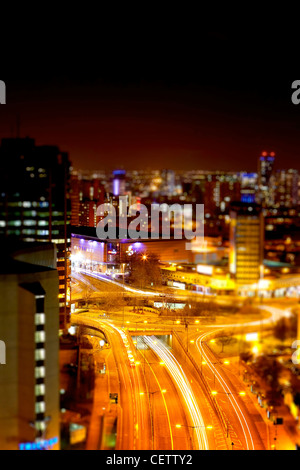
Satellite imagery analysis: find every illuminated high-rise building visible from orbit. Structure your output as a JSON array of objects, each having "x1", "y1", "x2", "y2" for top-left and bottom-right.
[
  {"x1": 161, "y1": 169, "x2": 176, "y2": 197},
  {"x1": 0, "y1": 137, "x2": 71, "y2": 330},
  {"x1": 229, "y1": 202, "x2": 264, "y2": 290},
  {"x1": 274, "y1": 169, "x2": 299, "y2": 208},
  {"x1": 0, "y1": 242, "x2": 60, "y2": 450},
  {"x1": 204, "y1": 174, "x2": 241, "y2": 214},
  {"x1": 258, "y1": 151, "x2": 275, "y2": 206},
  {"x1": 112, "y1": 169, "x2": 126, "y2": 196},
  {"x1": 240, "y1": 172, "x2": 257, "y2": 204}
]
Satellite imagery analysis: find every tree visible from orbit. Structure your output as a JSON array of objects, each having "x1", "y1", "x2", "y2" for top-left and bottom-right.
[
  {"x1": 181, "y1": 297, "x2": 217, "y2": 322},
  {"x1": 216, "y1": 333, "x2": 236, "y2": 353},
  {"x1": 274, "y1": 316, "x2": 297, "y2": 343},
  {"x1": 127, "y1": 251, "x2": 162, "y2": 289},
  {"x1": 240, "y1": 351, "x2": 254, "y2": 364},
  {"x1": 253, "y1": 356, "x2": 282, "y2": 393},
  {"x1": 274, "y1": 318, "x2": 288, "y2": 343},
  {"x1": 100, "y1": 284, "x2": 126, "y2": 314}
]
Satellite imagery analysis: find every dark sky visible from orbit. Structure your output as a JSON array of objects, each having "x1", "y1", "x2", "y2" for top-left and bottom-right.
[{"x1": 0, "y1": 31, "x2": 299, "y2": 173}]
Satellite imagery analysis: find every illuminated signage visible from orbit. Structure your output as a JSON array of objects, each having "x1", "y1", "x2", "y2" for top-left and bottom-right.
[
  {"x1": 173, "y1": 281, "x2": 186, "y2": 290},
  {"x1": 19, "y1": 437, "x2": 58, "y2": 450},
  {"x1": 197, "y1": 265, "x2": 213, "y2": 275}
]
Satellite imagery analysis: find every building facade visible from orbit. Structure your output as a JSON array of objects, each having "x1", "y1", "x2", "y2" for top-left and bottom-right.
[
  {"x1": 0, "y1": 243, "x2": 60, "y2": 450},
  {"x1": 229, "y1": 202, "x2": 264, "y2": 290},
  {"x1": 0, "y1": 137, "x2": 71, "y2": 330}
]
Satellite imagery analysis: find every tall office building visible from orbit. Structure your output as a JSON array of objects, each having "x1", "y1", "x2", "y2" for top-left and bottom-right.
[
  {"x1": 161, "y1": 169, "x2": 176, "y2": 197},
  {"x1": 274, "y1": 169, "x2": 299, "y2": 208},
  {"x1": 0, "y1": 137, "x2": 71, "y2": 330},
  {"x1": 204, "y1": 174, "x2": 241, "y2": 214},
  {"x1": 229, "y1": 202, "x2": 264, "y2": 289},
  {"x1": 240, "y1": 172, "x2": 257, "y2": 204},
  {"x1": 112, "y1": 169, "x2": 126, "y2": 196},
  {"x1": 258, "y1": 151, "x2": 275, "y2": 206},
  {"x1": 70, "y1": 172, "x2": 105, "y2": 228},
  {"x1": 0, "y1": 242, "x2": 60, "y2": 450}
]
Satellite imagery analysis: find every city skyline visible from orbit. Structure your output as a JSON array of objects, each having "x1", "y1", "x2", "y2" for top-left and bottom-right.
[{"x1": 1, "y1": 30, "x2": 300, "y2": 453}]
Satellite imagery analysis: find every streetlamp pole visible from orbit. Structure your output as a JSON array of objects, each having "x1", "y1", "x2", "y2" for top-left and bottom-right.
[
  {"x1": 185, "y1": 320, "x2": 189, "y2": 354},
  {"x1": 175, "y1": 424, "x2": 213, "y2": 450},
  {"x1": 122, "y1": 262, "x2": 125, "y2": 327}
]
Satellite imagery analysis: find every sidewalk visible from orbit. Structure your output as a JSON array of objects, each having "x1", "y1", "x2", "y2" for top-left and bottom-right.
[
  {"x1": 85, "y1": 346, "x2": 119, "y2": 450},
  {"x1": 230, "y1": 357, "x2": 300, "y2": 450}
]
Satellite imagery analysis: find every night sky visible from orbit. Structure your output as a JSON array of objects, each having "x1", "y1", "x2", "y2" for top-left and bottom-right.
[{"x1": 0, "y1": 31, "x2": 299, "y2": 173}]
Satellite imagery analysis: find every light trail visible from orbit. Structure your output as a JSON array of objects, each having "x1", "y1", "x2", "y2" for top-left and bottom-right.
[
  {"x1": 105, "y1": 322, "x2": 149, "y2": 448},
  {"x1": 78, "y1": 269, "x2": 161, "y2": 296},
  {"x1": 136, "y1": 337, "x2": 174, "y2": 450},
  {"x1": 206, "y1": 305, "x2": 292, "y2": 329},
  {"x1": 143, "y1": 336, "x2": 209, "y2": 450},
  {"x1": 196, "y1": 330, "x2": 255, "y2": 450}
]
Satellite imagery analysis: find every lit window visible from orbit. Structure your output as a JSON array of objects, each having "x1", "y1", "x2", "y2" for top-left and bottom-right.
[
  {"x1": 24, "y1": 220, "x2": 36, "y2": 226},
  {"x1": 35, "y1": 313, "x2": 45, "y2": 325},
  {"x1": 35, "y1": 367, "x2": 45, "y2": 379},
  {"x1": 35, "y1": 331, "x2": 45, "y2": 343},
  {"x1": 35, "y1": 349, "x2": 45, "y2": 361},
  {"x1": 35, "y1": 402, "x2": 45, "y2": 414},
  {"x1": 35, "y1": 421, "x2": 46, "y2": 431},
  {"x1": 35, "y1": 384, "x2": 45, "y2": 396}
]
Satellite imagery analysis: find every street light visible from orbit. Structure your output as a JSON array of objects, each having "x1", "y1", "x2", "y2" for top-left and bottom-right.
[
  {"x1": 211, "y1": 391, "x2": 246, "y2": 397},
  {"x1": 140, "y1": 389, "x2": 167, "y2": 396},
  {"x1": 176, "y1": 424, "x2": 213, "y2": 429},
  {"x1": 121, "y1": 262, "x2": 126, "y2": 327},
  {"x1": 175, "y1": 423, "x2": 213, "y2": 450},
  {"x1": 202, "y1": 359, "x2": 230, "y2": 387}
]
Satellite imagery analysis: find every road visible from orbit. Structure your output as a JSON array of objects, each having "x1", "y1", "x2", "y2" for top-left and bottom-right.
[
  {"x1": 135, "y1": 338, "x2": 193, "y2": 450},
  {"x1": 73, "y1": 315, "x2": 152, "y2": 450},
  {"x1": 143, "y1": 336, "x2": 209, "y2": 450},
  {"x1": 72, "y1": 272, "x2": 299, "y2": 450}
]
